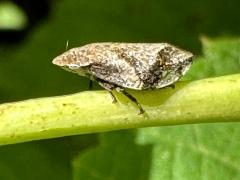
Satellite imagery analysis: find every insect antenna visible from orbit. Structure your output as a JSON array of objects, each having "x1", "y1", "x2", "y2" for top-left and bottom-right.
[{"x1": 65, "y1": 40, "x2": 69, "y2": 51}]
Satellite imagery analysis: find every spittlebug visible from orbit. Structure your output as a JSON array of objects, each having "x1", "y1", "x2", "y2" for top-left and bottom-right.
[{"x1": 52, "y1": 43, "x2": 193, "y2": 114}]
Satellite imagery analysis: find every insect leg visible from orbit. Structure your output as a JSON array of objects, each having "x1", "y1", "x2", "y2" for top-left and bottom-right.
[
  {"x1": 168, "y1": 84, "x2": 175, "y2": 89},
  {"x1": 88, "y1": 80, "x2": 93, "y2": 90},
  {"x1": 108, "y1": 91, "x2": 117, "y2": 103},
  {"x1": 115, "y1": 87, "x2": 144, "y2": 114},
  {"x1": 97, "y1": 80, "x2": 117, "y2": 103}
]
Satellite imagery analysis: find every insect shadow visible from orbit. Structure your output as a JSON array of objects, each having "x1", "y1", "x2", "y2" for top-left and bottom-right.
[{"x1": 108, "y1": 82, "x2": 188, "y2": 114}]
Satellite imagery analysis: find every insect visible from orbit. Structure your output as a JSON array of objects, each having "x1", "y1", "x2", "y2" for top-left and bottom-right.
[{"x1": 52, "y1": 43, "x2": 193, "y2": 114}]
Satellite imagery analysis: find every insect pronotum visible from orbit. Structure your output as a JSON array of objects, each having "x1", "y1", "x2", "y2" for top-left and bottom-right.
[{"x1": 52, "y1": 43, "x2": 193, "y2": 114}]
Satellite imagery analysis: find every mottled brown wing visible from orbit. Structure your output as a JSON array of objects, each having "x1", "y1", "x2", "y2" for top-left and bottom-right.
[{"x1": 89, "y1": 59, "x2": 143, "y2": 90}]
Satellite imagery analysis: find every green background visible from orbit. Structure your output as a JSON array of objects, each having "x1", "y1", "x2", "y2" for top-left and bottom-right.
[{"x1": 0, "y1": 0, "x2": 240, "y2": 179}]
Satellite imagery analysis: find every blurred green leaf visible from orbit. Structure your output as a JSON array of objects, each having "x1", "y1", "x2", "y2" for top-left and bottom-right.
[
  {"x1": 0, "y1": 1, "x2": 27, "y2": 30},
  {"x1": 184, "y1": 36, "x2": 240, "y2": 80},
  {"x1": 73, "y1": 131, "x2": 152, "y2": 180}
]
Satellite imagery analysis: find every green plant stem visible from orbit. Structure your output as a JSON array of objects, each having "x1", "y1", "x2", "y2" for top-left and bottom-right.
[{"x1": 0, "y1": 74, "x2": 240, "y2": 145}]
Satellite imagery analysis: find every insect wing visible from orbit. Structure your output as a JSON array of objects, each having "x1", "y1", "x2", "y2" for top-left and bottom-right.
[{"x1": 89, "y1": 57, "x2": 143, "y2": 90}]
